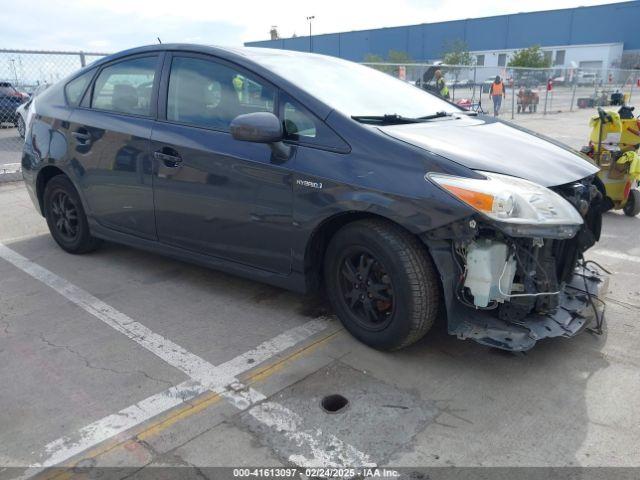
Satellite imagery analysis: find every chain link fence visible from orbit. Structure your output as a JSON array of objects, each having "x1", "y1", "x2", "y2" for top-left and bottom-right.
[
  {"x1": 0, "y1": 49, "x2": 108, "y2": 175},
  {"x1": 363, "y1": 62, "x2": 640, "y2": 118},
  {"x1": 3, "y1": 50, "x2": 640, "y2": 177}
]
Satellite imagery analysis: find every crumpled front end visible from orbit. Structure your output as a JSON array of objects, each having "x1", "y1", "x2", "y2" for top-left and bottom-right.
[{"x1": 423, "y1": 175, "x2": 608, "y2": 351}]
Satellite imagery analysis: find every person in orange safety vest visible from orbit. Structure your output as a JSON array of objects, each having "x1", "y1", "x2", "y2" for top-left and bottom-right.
[{"x1": 490, "y1": 75, "x2": 505, "y2": 117}]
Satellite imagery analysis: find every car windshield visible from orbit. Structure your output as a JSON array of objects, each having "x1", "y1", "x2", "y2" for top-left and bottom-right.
[{"x1": 243, "y1": 49, "x2": 459, "y2": 118}]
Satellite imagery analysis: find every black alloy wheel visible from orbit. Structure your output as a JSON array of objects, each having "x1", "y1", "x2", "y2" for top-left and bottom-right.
[
  {"x1": 338, "y1": 248, "x2": 395, "y2": 331},
  {"x1": 49, "y1": 190, "x2": 79, "y2": 242},
  {"x1": 44, "y1": 175, "x2": 101, "y2": 254},
  {"x1": 324, "y1": 218, "x2": 440, "y2": 351}
]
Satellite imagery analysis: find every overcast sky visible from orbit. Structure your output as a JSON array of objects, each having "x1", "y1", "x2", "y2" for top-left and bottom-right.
[{"x1": 6, "y1": 0, "x2": 626, "y2": 53}]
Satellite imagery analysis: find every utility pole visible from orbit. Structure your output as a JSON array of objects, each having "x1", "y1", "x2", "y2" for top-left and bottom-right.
[{"x1": 306, "y1": 16, "x2": 315, "y2": 52}]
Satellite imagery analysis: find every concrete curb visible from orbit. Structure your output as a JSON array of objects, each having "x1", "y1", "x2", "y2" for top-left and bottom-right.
[{"x1": 0, "y1": 169, "x2": 22, "y2": 184}]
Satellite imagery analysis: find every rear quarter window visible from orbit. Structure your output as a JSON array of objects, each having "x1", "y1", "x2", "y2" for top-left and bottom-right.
[{"x1": 65, "y1": 70, "x2": 94, "y2": 106}]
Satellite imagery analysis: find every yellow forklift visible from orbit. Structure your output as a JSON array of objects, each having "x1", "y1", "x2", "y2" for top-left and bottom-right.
[{"x1": 581, "y1": 106, "x2": 640, "y2": 216}]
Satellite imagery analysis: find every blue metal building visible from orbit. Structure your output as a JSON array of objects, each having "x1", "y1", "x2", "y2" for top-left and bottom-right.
[{"x1": 245, "y1": 2, "x2": 640, "y2": 63}]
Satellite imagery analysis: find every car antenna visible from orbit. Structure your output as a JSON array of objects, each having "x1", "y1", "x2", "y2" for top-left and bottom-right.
[{"x1": 157, "y1": 37, "x2": 162, "y2": 44}]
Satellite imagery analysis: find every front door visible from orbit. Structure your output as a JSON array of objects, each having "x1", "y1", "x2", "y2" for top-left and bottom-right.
[
  {"x1": 151, "y1": 54, "x2": 293, "y2": 274},
  {"x1": 68, "y1": 55, "x2": 161, "y2": 240}
]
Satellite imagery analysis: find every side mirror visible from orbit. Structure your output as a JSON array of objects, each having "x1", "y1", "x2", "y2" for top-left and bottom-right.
[
  {"x1": 230, "y1": 112, "x2": 283, "y2": 143},
  {"x1": 230, "y1": 112, "x2": 291, "y2": 162}
]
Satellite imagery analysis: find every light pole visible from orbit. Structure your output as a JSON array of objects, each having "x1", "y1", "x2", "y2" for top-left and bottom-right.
[{"x1": 306, "y1": 16, "x2": 315, "y2": 52}]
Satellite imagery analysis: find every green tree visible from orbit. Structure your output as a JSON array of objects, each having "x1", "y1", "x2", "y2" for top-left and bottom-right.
[
  {"x1": 442, "y1": 39, "x2": 474, "y2": 66},
  {"x1": 442, "y1": 39, "x2": 474, "y2": 85},
  {"x1": 363, "y1": 51, "x2": 412, "y2": 77},
  {"x1": 363, "y1": 53, "x2": 390, "y2": 74},
  {"x1": 386, "y1": 50, "x2": 412, "y2": 64},
  {"x1": 386, "y1": 50, "x2": 412, "y2": 78},
  {"x1": 363, "y1": 53, "x2": 384, "y2": 63},
  {"x1": 508, "y1": 45, "x2": 552, "y2": 68}
]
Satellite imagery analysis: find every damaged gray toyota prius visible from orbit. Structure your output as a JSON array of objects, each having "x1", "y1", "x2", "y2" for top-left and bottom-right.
[{"x1": 22, "y1": 44, "x2": 607, "y2": 352}]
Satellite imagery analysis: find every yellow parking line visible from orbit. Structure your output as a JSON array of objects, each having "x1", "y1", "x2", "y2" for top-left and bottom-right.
[{"x1": 33, "y1": 327, "x2": 343, "y2": 479}]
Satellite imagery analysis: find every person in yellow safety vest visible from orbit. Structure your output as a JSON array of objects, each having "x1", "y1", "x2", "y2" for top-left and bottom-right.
[
  {"x1": 434, "y1": 69, "x2": 449, "y2": 99},
  {"x1": 232, "y1": 75, "x2": 244, "y2": 102},
  {"x1": 490, "y1": 75, "x2": 506, "y2": 117}
]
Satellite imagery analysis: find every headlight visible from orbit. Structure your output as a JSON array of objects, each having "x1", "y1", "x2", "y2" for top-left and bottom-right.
[{"x1": 428, "y1": 171, "x2": 584, "y2": 238}]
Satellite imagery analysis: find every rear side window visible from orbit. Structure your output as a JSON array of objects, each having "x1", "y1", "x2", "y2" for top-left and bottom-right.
[
  {"x1": 92, "y1": 56, "x2": 158, "y2": 116},
  {"x1": 65, "y1": 70, "x2": 93, "y2": 106},
  {"x1": 167, "y1": 56, "x2": 275, "y2": 131}
]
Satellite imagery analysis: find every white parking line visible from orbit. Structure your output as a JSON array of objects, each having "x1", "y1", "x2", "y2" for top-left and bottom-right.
[
  {"x1": 39, "y1": 379, "x2": 208, "y2": 468},
  {"x1": 0, "y1": 243, "x2": 372, "y2": 474},
  {"x1": 591, "y1": 248, "x2": 640, "y2": 264},
  {"x1": 0, "y1": 163, "x2": 21, "y2": 174}
]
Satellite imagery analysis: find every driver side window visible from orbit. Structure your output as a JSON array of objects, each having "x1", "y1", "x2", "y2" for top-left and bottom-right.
[{"x1": 167, "y1": 56, "x2": 275, "y2": 131}]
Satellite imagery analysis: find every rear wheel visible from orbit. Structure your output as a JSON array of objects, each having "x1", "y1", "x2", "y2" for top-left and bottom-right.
[
  {"x1": 324, "y1": 219, "x2": 440, "y2": 350},
  {"x1": 623, "y1": 189, "x2": 640, "y2": 217},
  {"x1": 43, "y1": 175, "x2": 101, "y2": 253}
]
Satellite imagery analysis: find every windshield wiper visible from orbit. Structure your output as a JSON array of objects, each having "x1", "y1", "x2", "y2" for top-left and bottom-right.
[
  {"x1": 417, "y1": 111, "x2": 453, "y2": 120},
  {"x1": 351, "y1": 114, "x2": 427, "y2": 125},
  {"x1": 352, "y1": 111, "x2": 459, "y2": 125}
]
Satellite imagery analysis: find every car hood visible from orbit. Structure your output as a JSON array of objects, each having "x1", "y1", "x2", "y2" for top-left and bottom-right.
[{"x1": 379, "y1": 115, "x2": 598, "y2": 187}]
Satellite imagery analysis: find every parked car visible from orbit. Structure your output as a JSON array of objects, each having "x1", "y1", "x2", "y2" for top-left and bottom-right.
[
  {"x1": 0, "y1": 81, "x2": 27, "y2": 127},
  {"x1": 577, "y1": 72, "x2": 598, "y2": 86},
  {"x1": 23, "y1": 44, "x2": 607, "y2": 352},
  {"x1": 15, "y1": 83, "x2": 50, "y2": 138}
]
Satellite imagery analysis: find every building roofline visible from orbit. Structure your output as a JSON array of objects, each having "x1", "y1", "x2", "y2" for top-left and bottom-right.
[{"x1": 245, "y1": 1, "x2": 637, "y2": 44}]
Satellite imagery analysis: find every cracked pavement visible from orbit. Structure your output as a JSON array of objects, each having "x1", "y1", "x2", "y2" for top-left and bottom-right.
[{"x1": 0, "y1": 109, "x2": 640, "y2": 475}]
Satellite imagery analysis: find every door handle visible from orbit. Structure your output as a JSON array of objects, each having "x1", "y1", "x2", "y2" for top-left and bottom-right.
[
  {"x1": 71, "y1": 131, "x2": 91, "y2": 145},
  {"x1": 154, "y1": 150, "x2": 182, "y2": 168}
]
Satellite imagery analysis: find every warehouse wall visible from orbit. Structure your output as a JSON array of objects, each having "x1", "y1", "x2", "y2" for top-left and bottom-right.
[{"x1": 245, "y1": 1, "x2": 640, "y2": 61}]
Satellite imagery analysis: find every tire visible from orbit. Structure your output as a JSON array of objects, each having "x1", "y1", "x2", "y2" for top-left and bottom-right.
[
  {"x1": 16, "y1": 116, "x2": 25, "y2": 138},
  {"x1": 43, "y1": 175, "x2": 101, "y2": 254},
  {"x1": 323, "y1": 218, "x2": 440, "y2": 351},
  {"x1": 623, "y1": 189, "x2": 640, "y2": 217}
]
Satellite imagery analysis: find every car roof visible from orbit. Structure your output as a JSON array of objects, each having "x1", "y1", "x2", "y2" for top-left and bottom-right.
[
  {"x1": 91, "y1": 43, "x2": 325, "y2": 68},
  {"x1": 85, "y1": 44, "x2": 337, "y2": 120}
]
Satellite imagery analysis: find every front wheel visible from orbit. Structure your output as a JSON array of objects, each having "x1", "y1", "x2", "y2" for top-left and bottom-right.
[
  {"x1": 324, "y1": 219, "x2": 440, "y2": 351},
  {"x1": 44, "y1": 175, "x2": 101, "y2": 253},
  {"x1": 623, "y1": 189, "x2": 640, "y2": 217}
]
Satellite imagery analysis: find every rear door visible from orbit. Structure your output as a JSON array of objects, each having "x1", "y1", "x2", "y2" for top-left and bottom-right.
[
  {"x1": 67, "y1": 54, "x2": 161, "y2": 240},
  {"x1": 150, "y1": 53, "x2": 293, "y2": 274}
]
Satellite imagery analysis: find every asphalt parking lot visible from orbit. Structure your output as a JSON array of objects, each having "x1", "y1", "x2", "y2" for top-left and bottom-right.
[{"x1": 1, "y1": 109, "x2": 639, "y2": 478}]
